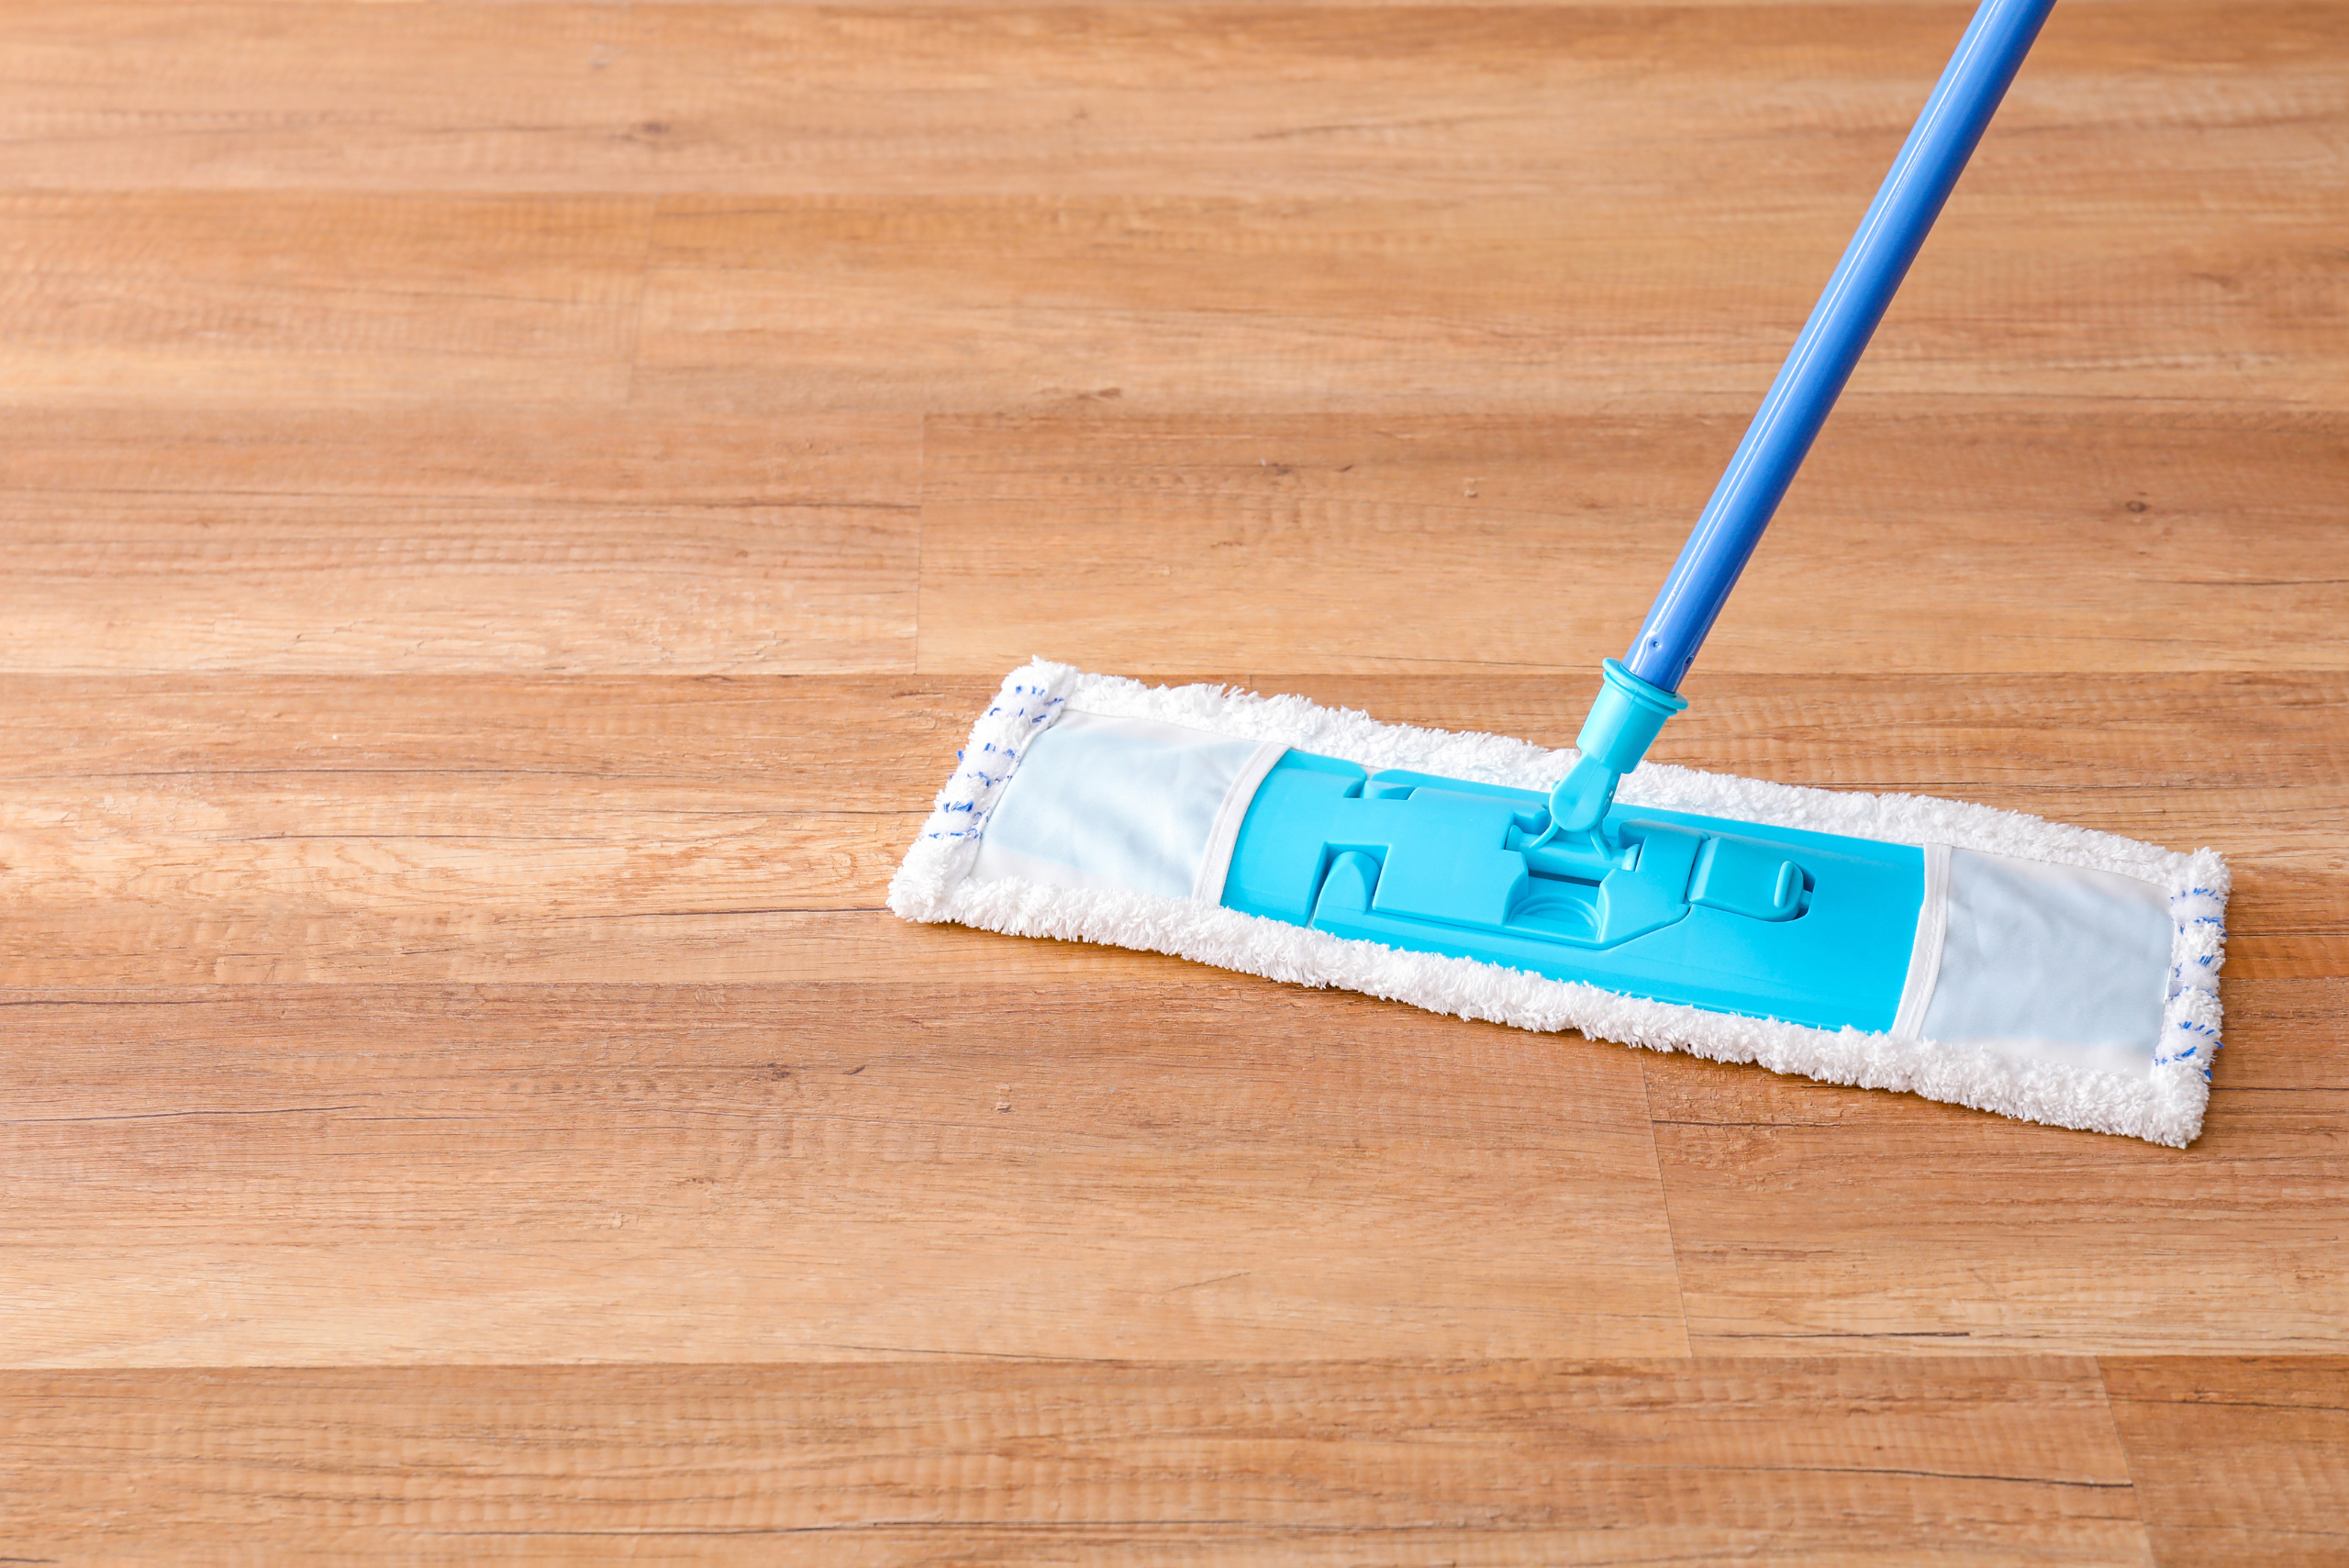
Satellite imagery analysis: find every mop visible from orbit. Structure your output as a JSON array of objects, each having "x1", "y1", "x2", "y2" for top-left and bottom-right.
[{"x1": 891, "y1": 0, "x2": 2230, "y2": 1147}]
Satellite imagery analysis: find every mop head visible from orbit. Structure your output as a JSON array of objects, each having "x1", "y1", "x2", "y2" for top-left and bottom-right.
[{"x1": 891, "y1": 660, "x2": 2230, "y2": 1147}]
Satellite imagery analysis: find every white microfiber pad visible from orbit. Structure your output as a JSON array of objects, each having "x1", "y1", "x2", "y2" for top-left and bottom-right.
[{"x1": 892, "y1": 661, "x2": 2230, "y2": 1147}]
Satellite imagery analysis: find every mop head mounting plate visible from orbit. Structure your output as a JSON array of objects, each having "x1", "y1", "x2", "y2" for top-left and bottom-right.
[
  {"x1": 1221, "y1": 751, "x2": 1921, "y2": 1033},
  {"x1": 891, "y1": 661, "x2": 2230, "y2": 1148}
]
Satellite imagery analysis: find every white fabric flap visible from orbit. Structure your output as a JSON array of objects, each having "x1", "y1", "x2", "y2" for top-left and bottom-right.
[
  {"x1": 970, "y1": 708, "x2": 1285, "y2": 902},
  {"x1": 1920, "y1": 847, "x2": 2174, "y2": 1077}
]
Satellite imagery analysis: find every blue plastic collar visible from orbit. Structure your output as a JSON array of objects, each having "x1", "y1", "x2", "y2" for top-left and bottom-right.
[{"x1": 1546, "y1": 659, "x2": 1687, "y2": 837}]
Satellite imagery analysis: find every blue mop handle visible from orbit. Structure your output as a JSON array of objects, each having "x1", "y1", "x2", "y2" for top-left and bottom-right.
[
  {"x1": 1623, "y1": 0, "x2": 2058, "y2": 693},
  {"x1": 1544, "y1": 0, "x2": 2056, "y2": 840}
]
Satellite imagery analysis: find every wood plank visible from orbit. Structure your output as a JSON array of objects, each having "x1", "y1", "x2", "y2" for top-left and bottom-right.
[
  {"x1": 0, "y1": 673, "x2": 977, "y2": 801},
  {"x1": 1644, "y1": 1020, "x2": 2349, "y2": 1351},
  {"x1": 916, "y1": 414, "x2": 2349, "y2": 673},
  {"x1": 2222, "y1": 934, "x2": 2349, "y2": 984},
  {"x1": 0, "y1": 1359, "x2": 2151, "y2": 1564},
  {"x1": 0, "y1": 404, "x2": 915, "y2": 507},
  {"x1": 2101, "y1": 1356, "x2": 2349, "y2": 1568},
  {"x1": 2, "y1": 3, "x2": 2335, "y2": 210},
  {"x1": 0, "y1": 409, "x2": 918, "y2": 673},
  {"x1": 0, "y1": 675, "x2": 956, "y2": 988},
  {"x1": 0, "y1": 195, "x2": 651, "y2": 405},
  {"x1": 0, "y1": 671, "x2": 2337, "y2": 982},
  {"x1": 0, "y1": 983, "x2": 1685, "y2": 1364},
  {"x1": 0, "y1": 673, "x2": 2335, "y2": 984},
  {"x1": 638, "y1": 194, "x2": 2343, "y2": 413}
]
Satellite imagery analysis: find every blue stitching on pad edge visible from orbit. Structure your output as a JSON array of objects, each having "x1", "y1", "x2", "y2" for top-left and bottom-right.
[{"x1": 2154, "y1": 1018, "x2": 2221, "y2": 1073}]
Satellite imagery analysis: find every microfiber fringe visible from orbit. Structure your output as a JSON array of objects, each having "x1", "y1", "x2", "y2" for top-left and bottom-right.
[{"x1": 892, "y1": 660, "x2": 2230, "y2": 1147}]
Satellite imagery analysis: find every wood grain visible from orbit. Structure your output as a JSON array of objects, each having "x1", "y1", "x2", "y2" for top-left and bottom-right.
[
  {"x1": 0, "y1": 195, "x2": 653, "y2": 405},
  {"x1": 916, "y1": 413, "x2": 2349, "y2": 673},
  {"x1": 0, "y1": 673, "x2": 2337, "y2": 984},
  {"x1": 0, "y1": 404, "x2": 918, "y2": 506},
  {"x1": 0, "y1": 983, "x2": 1687, "y2": 1364},
  {"x1": 15, "y1": 410, "x2": 2344, "y2": 678},
  {"x1": 635, "y1": 194, "x2": 2346, "y2": 413},
  {"x1": 2, "y1": 5, "x2": 2337, "y2": 207},
  {"x1": 2103, "y1": 1357, "x2": 2349, "y2": 1568},
  {"x1": 1643, "y1": 1045, "x2": 2349, "y2": 1352},
  {"x1": 0, "y1": 1360, "x2": 2152, "y2": 1566},
  {"x1": 0, "y1": 409, "x2": 919, "y2": 673}
]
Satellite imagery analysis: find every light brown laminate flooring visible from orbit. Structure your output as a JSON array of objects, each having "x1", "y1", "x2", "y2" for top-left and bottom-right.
[{"x1": 0, "y1": 3, "x2": 2343, "y2": 1563}]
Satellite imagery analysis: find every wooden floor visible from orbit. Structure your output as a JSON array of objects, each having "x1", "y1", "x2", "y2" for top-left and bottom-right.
[{"x1": 2, "y1": 2, "x2": 2344, "y2": 1562}]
